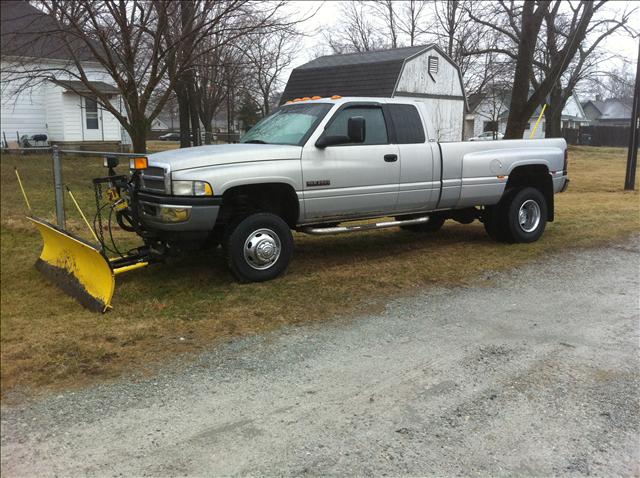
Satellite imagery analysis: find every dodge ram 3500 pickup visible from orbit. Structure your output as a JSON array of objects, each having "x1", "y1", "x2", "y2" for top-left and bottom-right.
[{"x1": 128, "y1": 96, "x2": 569, "y2": 283}]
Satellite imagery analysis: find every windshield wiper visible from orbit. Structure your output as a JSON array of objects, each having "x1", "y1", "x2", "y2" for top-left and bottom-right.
[{"x1": 243, "y1": 139, "x2": 268, "y2": 144}]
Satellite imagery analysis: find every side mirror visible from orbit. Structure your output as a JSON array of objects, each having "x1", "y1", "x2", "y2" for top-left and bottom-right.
[
  {"x1": 315, "y1": 135, "x2": 351, "y2": 148},
  {"x1": 347, "y1": 116, "x2": 365, "y2": 143},
  {"x1": 315, "y1": 116, "x2": 367, "y2": 148}
]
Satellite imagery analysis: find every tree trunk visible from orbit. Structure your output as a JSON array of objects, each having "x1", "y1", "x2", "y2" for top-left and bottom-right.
[
  {"x1": 545, "y1": 83, "x2": 563, "y2": 138},
  {"x1": 187, "y1": 75, "x2": 200, "y2": 146},
  {"x1": 176, "y1": 81, "x2": 191, "y2": 148},
  {"x1": 128, "y1": 117, "x2": 148, "y2": 153},
  {"x1": 226, "y1": 87, "x2": 234, "y2": 141},
  {"x1": 504, "y1": 3, "x2": 545, "y2": 139},
  {"x1": 203, "y1": 122, "x2": 213, "y2": 144}
]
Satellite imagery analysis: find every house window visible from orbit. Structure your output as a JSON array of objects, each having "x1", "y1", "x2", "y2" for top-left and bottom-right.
[
  {"x1": 428, "y1": 56, "x2": 439, "y2": 75},
  {"x1": 483, "y1": 121, "x2": 498, "y2": 132},
  {"x1": 85, "y1": 97, "x2": 99, "y2": 129}
]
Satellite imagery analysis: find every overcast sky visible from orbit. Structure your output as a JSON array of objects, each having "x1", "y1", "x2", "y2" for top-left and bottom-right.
[{"x1": 282, "y1": 1, "x2": 640, "y2": 86}]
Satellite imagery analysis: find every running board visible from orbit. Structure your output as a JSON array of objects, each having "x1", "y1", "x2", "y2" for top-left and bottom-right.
[{"x1": 301, "y1": 216, "x2": 430, "y2": 235}]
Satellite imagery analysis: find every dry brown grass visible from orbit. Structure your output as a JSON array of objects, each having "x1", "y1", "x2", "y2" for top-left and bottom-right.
[{"x1": 1, "y1": 145, "x2": 638, "y2": 398}]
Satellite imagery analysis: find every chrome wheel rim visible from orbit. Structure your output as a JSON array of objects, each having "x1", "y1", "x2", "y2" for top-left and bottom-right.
[
  {"x1": 518, "y1": 199, "x2": 541, "y2": 233},
  {"x1": 243, "y1": 228, "x2": 281, "y2": 270}
]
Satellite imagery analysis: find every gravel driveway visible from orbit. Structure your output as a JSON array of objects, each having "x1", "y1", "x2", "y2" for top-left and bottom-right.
[{"x1": 2, "y1": 239, "x2": 639, "y2": 477}]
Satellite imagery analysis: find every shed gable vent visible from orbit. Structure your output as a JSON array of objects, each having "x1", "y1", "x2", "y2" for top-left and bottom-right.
[{"x1": 428, "y1": 56, "x2": 439, "y2": 75}]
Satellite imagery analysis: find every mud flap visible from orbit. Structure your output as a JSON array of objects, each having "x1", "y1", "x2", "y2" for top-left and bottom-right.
[{"x1": 28, "y1": 217, "x2": 115, "y2": 312}]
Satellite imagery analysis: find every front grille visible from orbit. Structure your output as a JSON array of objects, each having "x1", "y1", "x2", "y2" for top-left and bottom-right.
[{"x1": 140, "y1": 166, "x2": 167, "y2": 193}]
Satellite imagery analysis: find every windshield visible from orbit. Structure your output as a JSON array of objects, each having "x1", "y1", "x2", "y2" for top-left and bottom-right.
[{"x1": 241, "y1": 103, "x2": 332, "y2": 146}]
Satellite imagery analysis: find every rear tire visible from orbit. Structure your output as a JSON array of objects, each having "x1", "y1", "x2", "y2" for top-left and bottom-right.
[
  {"x1": 504, "y1": 187, "x2": 547, "y2": 243},
  {"x1": 225, "y1": 213, "x2": 293, "y2": 283},
  {"x1": 484, "y1": 187, "x2": 547, "y2": 243}
]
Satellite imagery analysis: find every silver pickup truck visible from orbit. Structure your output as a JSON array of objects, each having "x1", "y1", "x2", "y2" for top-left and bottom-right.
[{"x1": 130, "y1": 96, "x2": 569, "y2": 283}]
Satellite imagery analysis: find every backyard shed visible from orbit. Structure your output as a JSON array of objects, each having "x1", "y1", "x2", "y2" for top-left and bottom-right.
[{"x1": 281, "y1": 44, "x2": 466, "y2": 141}]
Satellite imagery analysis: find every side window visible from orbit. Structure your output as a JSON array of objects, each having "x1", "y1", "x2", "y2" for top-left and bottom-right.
[
  {"x1": 324, "y1": 106, "x2": 388, "y2": 145},
  {"x1": 387, "y1": 104, "x2": 425, "y2": 144}
]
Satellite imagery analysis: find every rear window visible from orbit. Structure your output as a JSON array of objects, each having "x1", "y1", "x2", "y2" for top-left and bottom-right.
[{"x1": 387, "y1": 104, "x2": 425, "y2": 144}]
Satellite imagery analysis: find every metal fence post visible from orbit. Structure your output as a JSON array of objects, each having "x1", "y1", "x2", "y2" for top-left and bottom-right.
[{"x1": 52, "y1": 145, "x2": 66, "y2": 228}]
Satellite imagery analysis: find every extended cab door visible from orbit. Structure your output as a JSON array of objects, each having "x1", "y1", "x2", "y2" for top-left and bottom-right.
[
  {"x1": 300, "y1": 103, "x2": 400, "y2": 221},
  {"x1": 386, "y1": 103, "x2": 439, "y2": 213}
]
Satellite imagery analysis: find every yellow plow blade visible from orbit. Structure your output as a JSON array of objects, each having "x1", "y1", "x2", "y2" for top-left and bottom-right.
[{"x1": 28, "y1": 216, "x2": 115, "y2": 312}]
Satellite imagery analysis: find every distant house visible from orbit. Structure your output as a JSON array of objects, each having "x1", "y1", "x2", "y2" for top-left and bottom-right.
[
  {"x1": 464, "y1": 89, "x2": 510, "y2": 139},
  {"x1": 0, "y1": 1, "x2": 125, "y2": 148},
  {"x1": 281, "y1": 45, "x2": 466, "y2": 141},
  {"x1": 581, "y1": 97, "x2": 632, "y2": 127},
  {"x1": 465, "y1": 90, "x2": 589, "y2": 139},
  {"x1": 150, "y1": 106, "x2": 242, "y2": 142},
  {"x1": 150, "y1": 117, "x2": 169, "y2": 132}
]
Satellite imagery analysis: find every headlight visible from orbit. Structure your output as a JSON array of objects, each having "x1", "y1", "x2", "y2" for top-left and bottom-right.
[{"x1": 172, "y1": 180, "x2": 213, "y2": 196}]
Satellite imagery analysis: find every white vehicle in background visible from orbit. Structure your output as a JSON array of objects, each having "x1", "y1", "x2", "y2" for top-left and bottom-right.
[{"x1": 469, "y1": 131, "x2": 504, "y2": 141}]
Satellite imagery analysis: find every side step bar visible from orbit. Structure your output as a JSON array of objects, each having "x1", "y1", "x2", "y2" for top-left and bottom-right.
[{"x1": 301, "y1": 216, "x2": 430, "y2": 235}]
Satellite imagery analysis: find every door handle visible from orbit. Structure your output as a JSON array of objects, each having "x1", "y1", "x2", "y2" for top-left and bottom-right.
[{"x1": 384, "y1": 154, "x2": 398, "y2": 162}]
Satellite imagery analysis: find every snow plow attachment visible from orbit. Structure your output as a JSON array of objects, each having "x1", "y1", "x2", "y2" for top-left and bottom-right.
[
  {"x1": 29, "y1": 216, "x2": 116, "y2": 312},
  {"x1": 17, "y1": 160, "x2": 151, "y2": 312},
  {"x1": 28, "y1": 216, "x2": 148, "y2": 313}
]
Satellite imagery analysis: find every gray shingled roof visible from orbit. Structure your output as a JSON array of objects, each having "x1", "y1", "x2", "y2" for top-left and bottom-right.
[
  {"x1": 280, "y1": 45, "x2": 436, "y2": 103},
  {"x1": 582, "y1": 98, "x2": 632, "y2": 121},
  {"x1": 297, "y1": 45, "x2": 432, "y2": 70},
  {"x1": 1, "y1": 1, "x2": 95, "y2": 61}
]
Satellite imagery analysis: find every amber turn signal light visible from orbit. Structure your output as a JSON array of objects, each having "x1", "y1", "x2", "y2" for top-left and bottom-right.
[{"x1": 130, "y1": 157, "x2": 148, "y2": 170}]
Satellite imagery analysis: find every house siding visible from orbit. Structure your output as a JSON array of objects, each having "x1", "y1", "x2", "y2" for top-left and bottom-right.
[
  {"x1": 394, "y1": 49, "x2": 465, "y2": 141},
  {"x1": 395, "y1": 49, "x2": 463, "y2": 97},
  {"x1": 397, "y1": 96, "x2": 464, "y2": 141},
  {"x1": 44, "y1": 82, "x2": 65, "y2": 140},
  {"x1": 1, "y1": 58, "x2": 122, "y2": 144},
  {"x1": 1, "y1": 60, "x2": 48, "y2": 140}
]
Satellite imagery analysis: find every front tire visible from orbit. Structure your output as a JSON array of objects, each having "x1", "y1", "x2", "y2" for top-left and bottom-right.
[{"x1": 225, "y1": 213, "x2": 293, "y2": 283}]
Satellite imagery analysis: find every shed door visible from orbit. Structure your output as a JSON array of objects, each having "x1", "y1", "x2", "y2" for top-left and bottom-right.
[{"x1": 83, "y1": 96, "x2": 102, "y2": 141}]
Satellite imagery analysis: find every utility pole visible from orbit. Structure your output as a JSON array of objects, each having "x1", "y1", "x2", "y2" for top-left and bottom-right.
[{"x1": 624, "y1": 38, "x2": 640, "y2": 190}]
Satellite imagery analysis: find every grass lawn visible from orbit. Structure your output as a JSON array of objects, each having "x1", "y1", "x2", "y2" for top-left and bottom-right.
[{"x1": 1, "y1": 145, "x2": 638, "y2": 398}]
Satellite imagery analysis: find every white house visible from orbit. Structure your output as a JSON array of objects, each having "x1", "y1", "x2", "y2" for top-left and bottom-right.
[
  {"x1": 581, "y1": 97, "x2": 633, "y2": 127},
  {"x1": 465, "y1": 89, "x2": 589, "y2": 139},
  {"x1": 0, "y1": 1, "x2": 125, "y2": 149},
  {"x1": 281, "y1": 44, "x2": 466, "y2": 142}
]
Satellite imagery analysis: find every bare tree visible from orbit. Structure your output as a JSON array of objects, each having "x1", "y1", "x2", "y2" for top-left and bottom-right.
[
  {"x1": 467, "y1": 1, "x2": 624, "y2": 139},
  {"x1": 475, "y1": 82, "x2": 511, "y2": 138},
  {"x1": 2, "y1": 1, "x2": 292, "y2": 152},
  {"x1": 242, "y1": 29, "x2": 300, "y2": 116},
  {"x1": 537, "y1": 3, "x2": 635, "y2": 137},
  {"x1": 428, "y1": 0, "x2": 495, "y2": 95},
  {"x1": 396, "y1": 0, "x2": 429, "y2": 47},
  {"x1": 194, "y1": 39, "x2": 231, "y2": 144},
  {"x1": 602, "y1": 63, "x2": 638, "y2": 99},
  {"x1": 370, "y1": 1, "x2": 399, "y2": 49},
  {"x1": 323, "y1": 2, "x2": 385, "y2": 54}
]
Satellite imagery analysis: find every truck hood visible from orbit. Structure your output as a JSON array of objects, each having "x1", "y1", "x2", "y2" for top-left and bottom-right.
[{"x1": 148, "y1": 143, "x2": 303, "y2": 171}]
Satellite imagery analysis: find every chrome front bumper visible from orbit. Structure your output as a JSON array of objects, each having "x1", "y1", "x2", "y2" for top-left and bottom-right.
[{"x1": 135, "y1": 192, "x2": 221, "y2": 232}]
